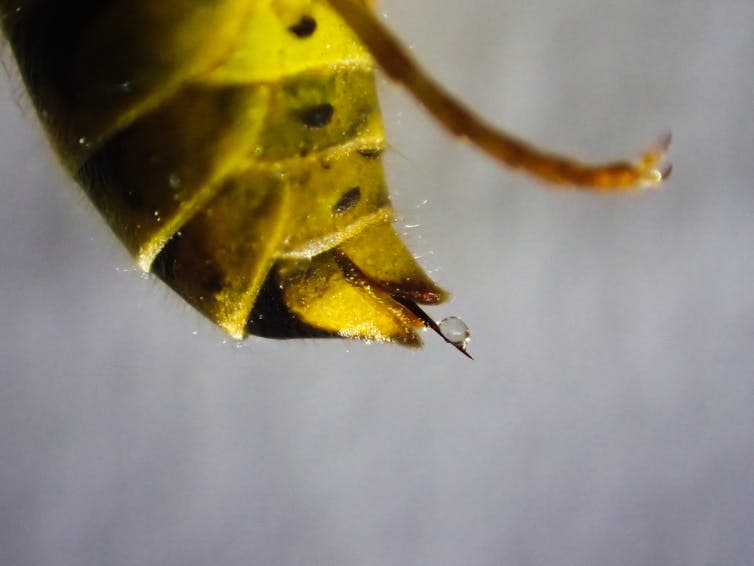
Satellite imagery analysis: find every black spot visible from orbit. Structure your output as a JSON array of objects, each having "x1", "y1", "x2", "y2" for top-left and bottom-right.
[
  {"x1": 358, "y1": 147, "x2": 383, "y2": 159},
  {"x1": 332, "y1": 187, "x2": 362, "y2": 214},
  {"x1": 299, "y1": 103, "x2": 334, "y2": 128},
  {"x1": 288, "y1": 15, "x2": 317, "y2": 38}
]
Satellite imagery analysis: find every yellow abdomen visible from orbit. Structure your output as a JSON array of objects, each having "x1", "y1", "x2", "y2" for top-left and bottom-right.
[{"x1": 1, "y1": 0, "x2": 446, "y2": 343}]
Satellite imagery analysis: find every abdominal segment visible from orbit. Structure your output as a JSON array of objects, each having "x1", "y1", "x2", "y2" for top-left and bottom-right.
[{"x1": 3, "y1": 0, "x2": 447, "y2": 344}]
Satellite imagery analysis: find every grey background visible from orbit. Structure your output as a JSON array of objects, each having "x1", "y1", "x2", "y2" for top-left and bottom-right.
[{"x1": 1, "y1": 1, "x2": 752, "y2": 564}]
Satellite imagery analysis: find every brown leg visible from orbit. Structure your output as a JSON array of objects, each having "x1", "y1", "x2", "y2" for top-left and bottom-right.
[{"x1": 327, "y1": 0, "x2": 671, "y2": 191}]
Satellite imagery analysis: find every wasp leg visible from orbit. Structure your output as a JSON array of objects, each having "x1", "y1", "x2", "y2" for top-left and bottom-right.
[{"x1": 327, "y1": 0, "x2": 671, "y2": 191}]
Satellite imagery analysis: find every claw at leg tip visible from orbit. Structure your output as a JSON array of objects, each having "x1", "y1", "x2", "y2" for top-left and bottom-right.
[
  {"x1": 656, "y1": 132, "x2": 673, "y2": 183},
  {"x1": 656, "y1": 131, "x2": 673, "y2": 152},
  {"x1": 637, "y1": 131, "x2": 672, "y2": 189},
  {"x1": 640, "y1": 163, "x2": 670, "y2": 188},
  {"x1": 660, "y1": 161, "x2": 673, "y2": 180}
]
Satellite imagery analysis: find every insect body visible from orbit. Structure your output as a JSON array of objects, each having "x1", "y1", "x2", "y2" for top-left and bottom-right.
[{"x1": 1, "y1": 0, "x2": 669, "y2": 353}]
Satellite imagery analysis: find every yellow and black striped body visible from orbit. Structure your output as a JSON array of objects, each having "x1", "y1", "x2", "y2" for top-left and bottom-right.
[{"x1": 1, "y1": 0, "x2": 446, "y2": 344}]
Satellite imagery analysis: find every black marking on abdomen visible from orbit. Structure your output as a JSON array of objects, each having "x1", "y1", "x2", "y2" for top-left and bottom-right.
[
  {"x1": 299, "y1": 103, "x2": 334, "y2": 128},
  {"x1": 288, "y1": 15, "x2": 317, "y2": 38},
  {"x1": 332, "y1": 187, "x2": 362, "y2": 214},
  {"x1": 358, "y1": 148, "x2": 383, "y2": 159},
  {"x1": 246, "y1": 270, "x2": 335, "y2": 339}
]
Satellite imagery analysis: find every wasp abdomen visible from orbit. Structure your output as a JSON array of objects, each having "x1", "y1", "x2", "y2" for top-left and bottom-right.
[{"x1": 3, "y1": 0, "x2": 446, "y2": 343}]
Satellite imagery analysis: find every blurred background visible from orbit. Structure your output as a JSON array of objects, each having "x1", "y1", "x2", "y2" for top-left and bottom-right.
[{"x1": 1, "y1": 1, "x2": 752, "y2": 564}]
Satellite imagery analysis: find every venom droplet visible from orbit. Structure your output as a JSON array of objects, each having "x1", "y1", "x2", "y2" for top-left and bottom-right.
[{"x1": 439, "y1": 316, "x2": 470, "y2": 349}]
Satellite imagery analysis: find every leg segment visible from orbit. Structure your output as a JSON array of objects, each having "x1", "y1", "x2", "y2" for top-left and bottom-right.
[{"x1": 327, "y1": 0, "x2": 670, "y2": 191}]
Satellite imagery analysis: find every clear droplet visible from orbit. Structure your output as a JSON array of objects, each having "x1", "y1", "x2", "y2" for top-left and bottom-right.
[
  {"x1": 168, "y1": 173, "x2": 182, "y2": 189},
  {"x1": 439, "y1": 316, "x2": 470, "y2": 348}
]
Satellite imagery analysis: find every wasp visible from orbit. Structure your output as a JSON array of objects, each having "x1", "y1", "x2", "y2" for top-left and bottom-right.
[{"x1": 0, "y1": 0, "x2": 669, "y2": 356}]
